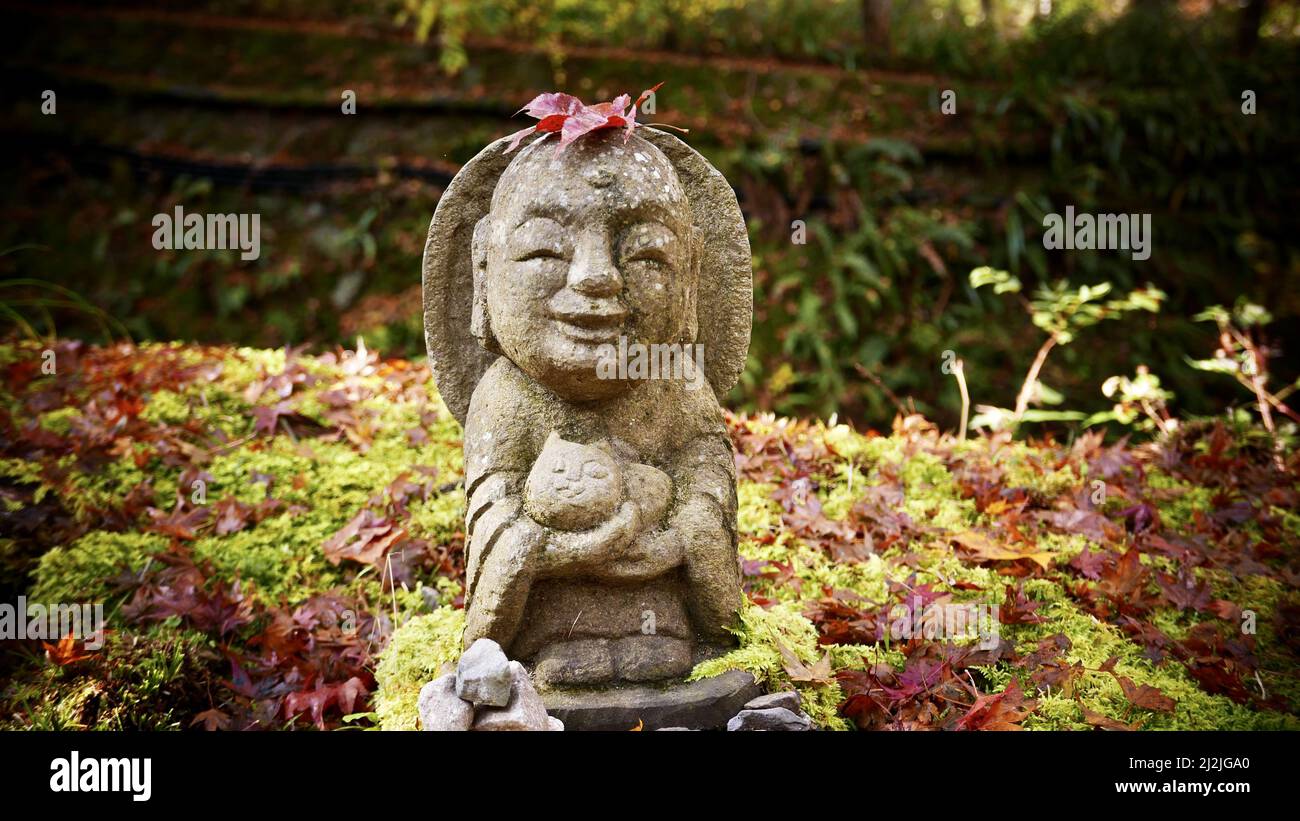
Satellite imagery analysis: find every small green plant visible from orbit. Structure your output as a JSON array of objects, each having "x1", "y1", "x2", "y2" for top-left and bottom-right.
[
  {"x1": 1086, "y1": 365, "x2": 1175, "y2": 435},
  {"x1": 1189, "y1": 300, "x2": 1299, "y2": 443},
  {"x1": 0, "y1": 269, "x2": 131, "y2": 346},
  {"x1": 968, "y1": 267, "x2": 1165, "y2": 432}
]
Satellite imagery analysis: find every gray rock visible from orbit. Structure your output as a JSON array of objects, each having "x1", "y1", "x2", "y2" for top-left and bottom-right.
[
  {"x1": 726, "y1": 707, "x2": 813, "y2": 732},
  {"x1": 744, "y1": 690, "x2": 802, "y2": 714},
  {"x1": 547, "y1": 716, "x2": 565, "y2": 731},
  {"x1": 473, "y1": 661, "x2": 552, "y2": 731},
  {"x1": 456, "y1": 637, "x2": 512, "y2": 707},
  {"x1": 417, "y1": 673, "x2": 473, "y2": 731},
  {"x1": 656, "y1": 727, "x2": 693, "y2": 731}
]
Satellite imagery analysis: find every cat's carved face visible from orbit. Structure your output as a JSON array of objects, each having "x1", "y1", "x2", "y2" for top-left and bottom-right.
[{"x1": 525, "y1": 432, "x2": 623, "y2": 531}]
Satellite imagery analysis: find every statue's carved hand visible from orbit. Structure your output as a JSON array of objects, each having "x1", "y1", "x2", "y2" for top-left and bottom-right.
[
  {"x1": 623, "y1": 463, "x2": 672, "y2": 527},
  {"x1": 606, "y1": 528, "x2": 685, "y2": 580},
  {"x1": 538, "y1": 500, "x2": 641, "y2": 577}
]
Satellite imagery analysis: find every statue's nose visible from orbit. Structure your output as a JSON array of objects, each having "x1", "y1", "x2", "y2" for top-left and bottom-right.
[{"x1": 567, "y1": 238, "x2": 623, "y2": 298}]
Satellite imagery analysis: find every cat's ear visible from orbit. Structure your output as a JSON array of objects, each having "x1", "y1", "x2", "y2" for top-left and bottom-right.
[{"x1": 543, "y1": 430, "x2": 561, "y2": 448}]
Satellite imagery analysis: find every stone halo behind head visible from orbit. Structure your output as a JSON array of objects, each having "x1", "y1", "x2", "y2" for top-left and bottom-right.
[{"x1": 422, "y1": 127, "x2": 753, "y2": 425}]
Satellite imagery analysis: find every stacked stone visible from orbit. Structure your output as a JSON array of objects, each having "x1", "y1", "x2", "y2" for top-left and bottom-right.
[
  {"x1": 725, "y1": 690, "x2": 814, "y2": 731},
  {"x1": 418, "y1": 638, "x2": 564, "y2": 731}
]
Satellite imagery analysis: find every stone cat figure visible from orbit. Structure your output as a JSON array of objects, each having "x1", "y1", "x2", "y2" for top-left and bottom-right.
[{"x1": 524, "y1": 431, "x2": 673, "y2": 533}]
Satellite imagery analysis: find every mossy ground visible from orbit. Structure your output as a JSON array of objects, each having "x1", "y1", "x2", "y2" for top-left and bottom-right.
[{"x1": 2, "y1": 341, "x2": 1296, "y2": 731}]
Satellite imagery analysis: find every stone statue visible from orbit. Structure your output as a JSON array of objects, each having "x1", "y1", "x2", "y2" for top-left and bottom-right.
[{"x1": 422, "y1": 126, "x2": 757, "y2": 728}]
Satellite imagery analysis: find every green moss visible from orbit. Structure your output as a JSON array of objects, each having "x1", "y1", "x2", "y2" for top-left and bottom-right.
[
  {"x1": 37, "y1": 406, "x2": 80, "y2": 434},
  {"x1": 62, "y1": 456, "x2": 158, "y2": 523},
  {"x1": 0, "y1": 457, "x2": 47, "y2": 496},
  {"x1": 819, "y1": 423, "x2": 877, "y2": 462},
  {"x1": 0, "y1": 627, "x2": 217, "y2": 731},
  {"x1": 7, "y1": 341, "x2": 1298, "y2": 733},
  {"x1": 894, "y1": 454, "x2": 972, "y2": 530},
  {"x1": 737, "y1": 480, "x2": 781, "y2": 536},
  {"x1": 689, "y1": 600, "x2": 849, "y2": 730},
  {"x1": 190, "y1": 512, "x2": 341, "y2": 602},
  {"x1": 999, "y1": 449, "x2": 1081, "y2": 503},
  {"x1": 1145, "y1": 469, "x2": 1216, "y2": 532},
  {"x1": 373, "y1": 607, "x2": 467, "y2": 730},
  {"x1": 138, "y1": 387, "x2": 242, "y2": 433},
  {"x1": 1005, "y1": 596, "x2": 1299, "y2": 730},
  {"x1": 31, "y1": 530, "x2": 167, "y2": 602},
  {"x1": 407, "y1": 488, "x2": 466, "y2": 543},
  {"x1": 1200, "y1": 570, "x2": 1300, "y2": 711}
]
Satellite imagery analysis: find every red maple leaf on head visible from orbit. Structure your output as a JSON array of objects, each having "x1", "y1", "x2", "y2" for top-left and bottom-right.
[{"x1": 505, "y1": 82, "x2": 668, "y2": 153}]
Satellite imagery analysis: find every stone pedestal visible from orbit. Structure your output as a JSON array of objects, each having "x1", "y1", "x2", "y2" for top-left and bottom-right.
[{"x1": 541, "y1": 670, "x2": 762, "y2": 731}]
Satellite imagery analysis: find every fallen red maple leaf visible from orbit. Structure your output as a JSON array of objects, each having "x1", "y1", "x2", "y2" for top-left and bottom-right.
[
  {"x1": 284, "y1": 676, "x2": 369, "y2": 730},
  {"x1": 191, "y1": 708, "x2": 232, "y2": 731},
  {"x1": 43, "y1": 632, "x2": 96, "y2": 666},
  {"x1": 322, "y1": 509, "x2": 407, "y2": 567},
  {"x1": 955, "y1": 679, "x2": 1037, "y2": 730},
  {"x1": 1115, "y1": 675, "x2": 1178, "y2": 714},
  {"x1": 505, "y1": 82, "x2": 667, "y2": 153}
]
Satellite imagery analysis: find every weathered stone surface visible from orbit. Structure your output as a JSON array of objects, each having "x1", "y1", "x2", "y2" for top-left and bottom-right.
[
  {"x1": 456, "y1": 637, "x2": 512, "y2": 707},
  {"x1": 417, "y1": 673, "x2": 473, "y2": 731},
  {"x1": 744, "y1": 690, "x2": 802, "y2": 713},
  {"x1": 423, "y1": 127, "x2": 753, "y2": 423},
  {"x1": 524, "y1": 431, "x2": 623, "y2": 532},
  {"x1": 726, "y1": 706, "x2": 814, "y2": 732},
  {"x1": 610, "y1": 635, "x2": 693, "y2": 682},
  {"x1": 532, "y1": 638, "x2": 615, "y2": 687},
  {"x1": 547, "y1": 716, "x2": 565, "y2": 731},
  {"x1": 543, "y1": 669, "x2": 763, "y2": 731},
  {"x1": 510, "y1": 581, "x2": 692, "y2": 661},
  {"x1": 473, "y1": 661, "x2": 552, "y2": 731},
  {"x1": 423, "y1": 124, "x2": 753, "y2": 697}
]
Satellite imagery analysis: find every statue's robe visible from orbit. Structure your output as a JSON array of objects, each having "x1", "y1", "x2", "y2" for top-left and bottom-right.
[{"x1": 460, "y1": 357, "x2": 740, "y2": 676}]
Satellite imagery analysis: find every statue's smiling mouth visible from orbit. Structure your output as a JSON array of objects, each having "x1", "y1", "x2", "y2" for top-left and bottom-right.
[
  {"x1": 548, "y1": 304, "x2": 627, "y2": 343},
  {"x1": 551, "y1": 482, "x2": 586, "y2": 499}
]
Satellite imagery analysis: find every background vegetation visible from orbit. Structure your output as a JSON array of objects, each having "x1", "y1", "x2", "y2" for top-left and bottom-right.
[
  {"x1": 1, "y1": 0, "x2": 1297, "y2": 733},
  {"x1": 3, "y1": 0, "x2": 1297, "y2": 432}
]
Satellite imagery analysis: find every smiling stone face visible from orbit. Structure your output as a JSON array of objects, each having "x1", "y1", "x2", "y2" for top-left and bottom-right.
[{"x1": 472, "y1": 130, "x2": 698, "y2": 401}]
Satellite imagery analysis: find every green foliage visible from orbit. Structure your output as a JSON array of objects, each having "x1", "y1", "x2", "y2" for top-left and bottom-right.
[
  {"x1": 2, "y1": 627, "x2": 219, "y2": 731},
  {"x1": 3, "y1": 341, "x2": 1298, "y2": 731},
  {"x1": 968, "y1": 271, "x2": 1166, "y2": 432},
  {"x1": 4, "y1": 2, "x2": 1297, "y2": 437},
  {"x1": 372, "y1": 608, "x2": 466, "y2": 730},
  {"x1": 689, "y1": 600, "x2": 849, "y2": 731},
  {"x1": 1086, "y1": 366, "x2": 1175, "y2": 432},
  {"x1": 973, "y1": 272, "x2": 1165, "y2": 345}
]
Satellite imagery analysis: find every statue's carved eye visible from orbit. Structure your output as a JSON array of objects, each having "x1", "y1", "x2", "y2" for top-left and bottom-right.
[
  {"x1": 618, "y1": 222, "x2": 677, "y2": 268},
  {"x1": 510, "y1": 217, "x2": 568, "y2": 262},
  {"x1": 517, "y1": 248, "x2": 566, "y2": 262},
  {"x1": 625, "y1": 249, "x2": 668, "y2": 266},
  {"x1": 582, "y1": 460, "x2": 609, "y2": 479}
]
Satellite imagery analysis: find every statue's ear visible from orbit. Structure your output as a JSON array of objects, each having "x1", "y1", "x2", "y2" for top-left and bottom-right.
[
  {"x1": 682, "y1": 224, "x2": 701, "y2": 343},
  {"x1": 471, "y1": 216, "x2": 501, "y2": 354}
]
